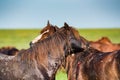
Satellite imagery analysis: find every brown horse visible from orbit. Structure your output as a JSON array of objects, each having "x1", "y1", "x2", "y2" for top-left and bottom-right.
[
  {"x1": 62, "y1": 36, "x2": 120, "y2": 80},
  {"x1": 71, "y1": 48, "x2": 120, "y2": 80},
  {"x1": 0, "y1": 46, "x2": 19, "y2": 56},
  {"x1": 63, "y1": 37, "x2": 120, "y2": 80},
  {"x1": 0, "y1": 23, "x2": 86, "y2": 80},
  {"x1": 30, "y1": 21, "x2": 60, "y2": 80},
  {"x1": 90, "y1": 37, "x2": 120, "y2": 52}
]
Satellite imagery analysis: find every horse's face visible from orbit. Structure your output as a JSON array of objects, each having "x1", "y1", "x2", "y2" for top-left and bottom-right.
[
  {"x1": 40, "y1": 22, "x2": 59, "y2": 41},
  {"x1": 63, "y1": 23, "x2": 88, "y2": 54},
  {"x1": 30, "y1": 21, "x2": 59, "y2": 46}
]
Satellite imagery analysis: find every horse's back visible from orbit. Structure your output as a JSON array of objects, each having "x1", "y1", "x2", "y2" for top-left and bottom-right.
[{"x1": 0, "y1": 53, "x2": 15, "y2": 60}]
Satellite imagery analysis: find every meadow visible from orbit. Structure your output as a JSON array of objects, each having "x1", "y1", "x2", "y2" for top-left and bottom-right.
[{"x1": 0, "y1": 29, "x2": 120, "y2": 80}]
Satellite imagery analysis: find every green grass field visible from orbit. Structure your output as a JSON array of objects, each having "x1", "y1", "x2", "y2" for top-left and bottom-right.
[{"x1": 0, "y1": 29, "x2": 120, "y2": 80}]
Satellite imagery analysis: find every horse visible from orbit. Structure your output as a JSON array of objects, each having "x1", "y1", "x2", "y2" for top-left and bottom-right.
[
  {"x1": 90, "y1": 37, "x2": 120, "y2": 52},
  {"x1": 62, "y1": 36, "x2": 120, "y2": 80},
  {"x1": 0, "y1": 23, "x2": 86, "y2": 80},
  {"x1": 0, "y1": 46, "x2": 19, "y2": 56},
  {"x1": 71, "y1": 47, "x2": 120, "y2": 80},
  {"x1": 64, "y1": 37, "x2": 120, "y2": 80},
  {"x1": 30, "y1": 21, "x2": 60, "y2": 80}
]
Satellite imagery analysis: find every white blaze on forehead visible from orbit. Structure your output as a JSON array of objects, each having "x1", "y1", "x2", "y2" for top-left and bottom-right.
[{"x1": 32, "y1": 30, "x2": 49, "y2": 43}]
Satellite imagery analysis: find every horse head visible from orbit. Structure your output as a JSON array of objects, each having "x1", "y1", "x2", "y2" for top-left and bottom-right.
[
  {"x1": 62, "y1": 22, "x2": 89, "y2": 55},
  {"x1": 30, "y1": 21, "x2": 59, "y2": 46}
]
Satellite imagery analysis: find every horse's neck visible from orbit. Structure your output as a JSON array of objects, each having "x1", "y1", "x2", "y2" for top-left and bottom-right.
[
  {"x1": 34, "y1": 45, "x2": 65, "y2": 78},
  {"x1": 47, "y1": 48, "x2": 66, "y2": 78},
  {"x1": 18, "y1": 39, "x2": 66, "y2": 78},
  {"x1": 76, "y1": 48, "x2": 99, "y2": 63}
]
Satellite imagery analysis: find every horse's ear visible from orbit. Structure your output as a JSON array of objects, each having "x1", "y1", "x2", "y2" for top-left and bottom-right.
[
  {"x1": 54, "y1": 25, "x2": 59, "y2": 31},
  {"x1": 47, "y1": 20, "x2": 50, "y2": 27},
  {"x1": 64, "y1": 22, "x2": 70, "y2": 30}
]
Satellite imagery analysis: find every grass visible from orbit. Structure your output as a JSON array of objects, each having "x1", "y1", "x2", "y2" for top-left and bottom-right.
[
  {"x1": 78, "y1": 29, "x2": 120, "y2": 43},
  {"x1": 0, "y1": 29, "x2": 39, "y2": 49},
  {"x1": 0, "y1": 28, "x2": 120, "y2": 80},
  {"x1": 56, "y1": 69, "x2": 67, "y2": 80}
]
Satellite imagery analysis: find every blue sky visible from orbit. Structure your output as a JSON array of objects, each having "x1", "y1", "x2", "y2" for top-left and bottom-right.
[{"x1": 0, "y1": 0, "x2": 120, "y2": 29}]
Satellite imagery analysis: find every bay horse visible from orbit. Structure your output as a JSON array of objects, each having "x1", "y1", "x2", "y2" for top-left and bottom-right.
[
  {"x1": 61, "y1": 37, "x2": 120, "y2": 80},
  {"x1": 0, "y1": 23, "x2": 86, "y2": 80},
  {"x1": 62, "y1": 37, "x2": 120, "y2": 80},
  {"x1": 30, "y1": 21, "x2": 60, "y2": 80},
  {"x1": 72, "y1": 47, "x2": 120, "y2": 80}
]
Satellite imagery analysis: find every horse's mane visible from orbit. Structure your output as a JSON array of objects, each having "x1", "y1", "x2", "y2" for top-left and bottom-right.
[{"x1": 18, "y1": 27, "x2": 69, "y2": 65}]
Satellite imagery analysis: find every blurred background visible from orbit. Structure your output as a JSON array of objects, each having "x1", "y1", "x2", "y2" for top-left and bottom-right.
[
  {"x1": 0, "y1": 0, "x2": 120, "y2": 80},
  {"x1": 0, "y1": 0, "x2": 120, "y2": 29}
]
